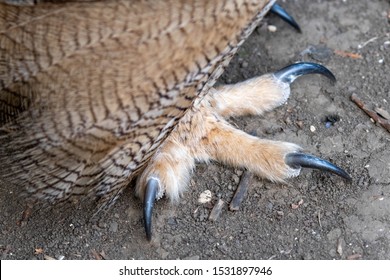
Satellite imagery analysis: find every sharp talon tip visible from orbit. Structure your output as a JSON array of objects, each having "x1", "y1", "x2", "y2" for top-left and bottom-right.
[
  {"x1": 274, "y1": 62, "x2": 336, "y2": 84},
  {"x1": 285, "y1": 153, "x2": 352, "y2": 181},
  {"x1": 271, "y1": 3, "x2": 302, "y2": 33},
  {"x1": 144, "y1": 178, "x2": 159, "y2": 241}
]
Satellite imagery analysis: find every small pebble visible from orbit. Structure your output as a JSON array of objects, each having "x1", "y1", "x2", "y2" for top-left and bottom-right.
[
  {"x1": 109, "y1": 221, "x2": 118, "y2": 233},
  {"x1": 268, "y1": 25, "x2": 277, "y2": 32},
  {"x1": 310, "y1": 125, "x2": 316, "y2": 132},
  {"x1": 296, "y1": 120, "x2": 304, "y2": 128}
]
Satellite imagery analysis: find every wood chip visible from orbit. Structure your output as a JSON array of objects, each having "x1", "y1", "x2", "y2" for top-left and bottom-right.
[
  {"x1": 229, "y1": 171, "x2": 253, "y2": 211},
  {"x1": 209, "y1": 199, "x2": 225, "y2": 222}
]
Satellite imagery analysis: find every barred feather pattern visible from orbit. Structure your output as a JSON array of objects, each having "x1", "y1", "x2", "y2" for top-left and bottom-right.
[{"x1": 0, "y1": 0, "x2": 274, "y2": 209}]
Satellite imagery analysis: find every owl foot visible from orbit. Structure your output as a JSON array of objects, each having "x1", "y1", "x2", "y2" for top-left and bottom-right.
[{"x1": 136, "y1": 62, "x2": 350, "y2": 240}]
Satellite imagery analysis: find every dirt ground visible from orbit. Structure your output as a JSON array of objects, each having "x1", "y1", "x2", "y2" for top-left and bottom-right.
[{"x1": 1, "y1": 0, "x2": 389, "y2": 260}]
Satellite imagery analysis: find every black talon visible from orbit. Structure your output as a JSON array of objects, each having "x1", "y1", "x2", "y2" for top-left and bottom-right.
[
  {"x1": 274, "y1": 62, "x2": 336, "y2": 84},
  {"x1": 285, "y1": 153, "x2": 352, "y2": 181},
  {"x1": 270, "y1": 4, "x2": 302, "y2": 33},
  {"x1": 144, "y1": 178, "x2": 159, "y2": 241}
]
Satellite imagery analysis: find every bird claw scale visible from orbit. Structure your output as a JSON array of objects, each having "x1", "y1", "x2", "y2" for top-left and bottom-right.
[{"x1": 0, "y1": 0, "x2": 350, "y2": 241}]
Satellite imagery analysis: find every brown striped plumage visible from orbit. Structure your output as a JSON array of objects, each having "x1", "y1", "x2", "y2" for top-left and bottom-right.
[{"x1": 0, "y1": 0, "x2": 275, "y2": 209}]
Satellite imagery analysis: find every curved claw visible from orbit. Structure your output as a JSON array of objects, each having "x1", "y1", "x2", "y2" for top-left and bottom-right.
[
  {"x1": 285, "y1": 153, "x2": 352, "y2": 181},
  {"x1": 274, "y1": 62, "x2": 336, "y2": 84},
  {"x1": 270, "y1": 4, "x2": 301, "y2": 33},
  {"x1": 143, "y1": 178, "x2": 159, "y2": 241}
]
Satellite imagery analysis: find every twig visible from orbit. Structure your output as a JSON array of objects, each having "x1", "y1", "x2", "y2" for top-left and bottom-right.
[
  {"x1": 334, "y1": 50, "x2": 362, "y2": 59},
  {"x1": 351, "y1": 94, "x2": 390, "y2": 133},
  {"x1": 229, "y1": 171, "x2": 253, "y2": 211}
]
